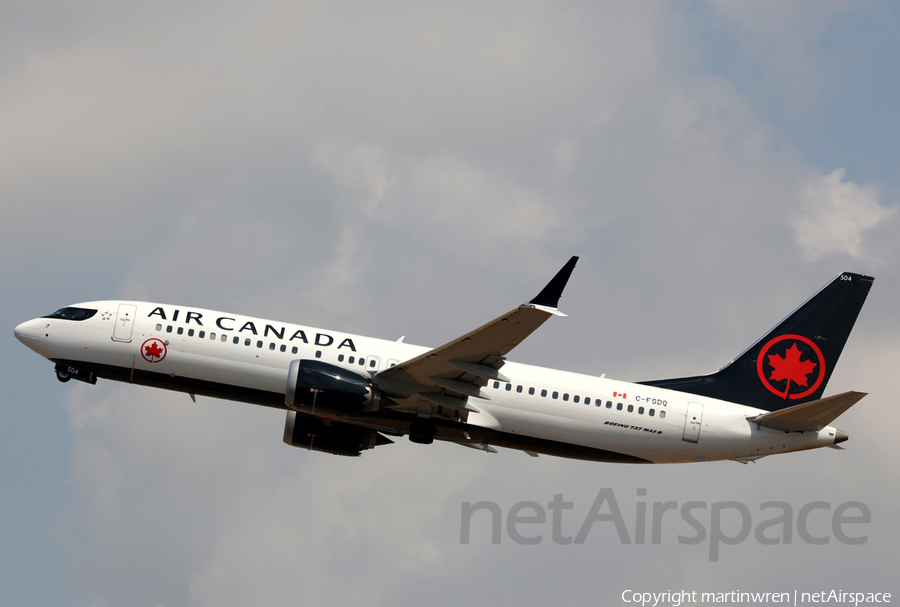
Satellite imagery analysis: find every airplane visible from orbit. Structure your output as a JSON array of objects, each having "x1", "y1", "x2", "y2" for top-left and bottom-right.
[{"x1": 13, "y1": 258, "x2": 874, "y2": 464}]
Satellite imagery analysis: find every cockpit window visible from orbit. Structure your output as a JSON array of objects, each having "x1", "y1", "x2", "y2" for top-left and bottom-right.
[{"x1": 44, "y1": 307, "x2": 98, "y2": 321}]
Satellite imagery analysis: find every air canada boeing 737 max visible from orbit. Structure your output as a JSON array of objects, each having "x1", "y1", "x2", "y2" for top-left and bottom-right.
[{"x1": 14, "y1": 259, "x2": 873, "y2": 464}]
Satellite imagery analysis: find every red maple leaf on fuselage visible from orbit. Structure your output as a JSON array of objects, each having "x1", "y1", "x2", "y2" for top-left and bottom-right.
[
  {"x1": 767, "y1": 342, "x2": 817, "y2": 398},
  {"x1": 145, "y1": 342, "x2": 163, "y2": 360}
]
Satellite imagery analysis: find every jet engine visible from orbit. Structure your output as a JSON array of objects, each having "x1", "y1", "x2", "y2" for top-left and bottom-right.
[
  {"x1": 284, "y1": 359, "x2": 380, "y2": 414},
  {"x1": 283, "y1": 411, "x2": 393, "y2": 456}
]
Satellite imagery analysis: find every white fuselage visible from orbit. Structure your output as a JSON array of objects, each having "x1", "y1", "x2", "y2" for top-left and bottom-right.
[{"x1": 15, "y1": 300, "x2": 842, "y2": 464}]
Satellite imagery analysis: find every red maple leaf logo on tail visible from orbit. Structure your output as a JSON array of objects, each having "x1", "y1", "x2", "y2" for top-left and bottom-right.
[{"x1": 768, "y1": 342, "x2": 817, "y2": 399}]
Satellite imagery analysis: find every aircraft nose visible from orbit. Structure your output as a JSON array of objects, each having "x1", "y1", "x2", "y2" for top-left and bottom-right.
[{"x1": 14, "y1": 318, "x2": 41, "y2": 353}]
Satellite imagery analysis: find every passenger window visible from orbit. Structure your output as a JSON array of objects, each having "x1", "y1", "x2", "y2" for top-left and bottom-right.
[
  {"x1": 316, "y1": 351, "x2": 322, "y2": 359},
  {"x1": 541, "y1": 389, "x2": 547, "y2": 397},
  {"x1": 359, "y1": 358, "x2": 365, "y2": 366},
  {"x1": 155, "y1": 323, "x2": 162, "y2": 331},
  {"x1": 585, "y1": 397, "x2": 591, "y2": 405},
  {"x1": 244, "y1": 338, "x2": 251, "y2": 346},
  {"x1": 649, "y1": 409, "x2": 655, "y2": 417},
  {"x1": 221, "y1": 335, "x2": 227, "y2": 342},
  {"x1": 210, "y1": 332, "x2": 215, "y2": 340},
  {"x1": 563, "y1": 393, "x2": 569, "y2": 401},
  {"x1": 505, "y1": 384, "x2": 512, "y2": 391},
  {"x1": 616, "y1": 403, "x2": 622, "y2": 411},
  {"x1": 528, "y1": 387, "x2": 535, "y2": 395},
  {"x1": 338, "y1": 354, "x2": 345, "y2": 362},
  {"x1": 269, "y1": 343, "x2": 275, "y2": 350},
  {"x1": 493, "y1": 381, "x2": 500, "y2": 389},
  {"x1": 166, "y1": 326, "x2": 173, "y2": 333},
  {"x1": 627, "y1": 405, "x2": 634, "y2": 413},
  {"x1": 188, "y1": 329, "x2": 194, "y2": 337},
  {"x1": 638, "y1": 406, "x2": 644, "y2": 415},
  {"x1": 552, "y1": 391, "x2": 559, "y2": 399},
  {"x1": 292, "y1": 347, "x2": 298, "y2": 354},
  {"x1": 233, "y1": 336, "x2": 239, "y2": 344},
  {"x1": 177, "y1": 327, "x2": 184, "y2": 335},
  {"x1": 573, "y1": 395, "x2": 580, "y2": 403},
  {"x1": 660, "y1": 410, "x2": 666, "y2": 419},
  {"x1": 606, "y1": 401, "x2": 612, "y2": 408},
  {"x1": 516, "y1": 385, "x2": 523, "y2": 393},
  {"x1": 349, "y1": 356, "x2": 355, "y2": 364},
  {"x1": 199, "y1": 331, "x2": 205, "y2": 338},
  {"x1": 280, "y1": 345, "x2": 286, "y2": 352}
]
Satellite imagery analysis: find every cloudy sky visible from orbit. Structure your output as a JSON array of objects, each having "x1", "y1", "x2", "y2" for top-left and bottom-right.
[{"x1": 2, "y1": 1, "x2": 899, "y2": 605}]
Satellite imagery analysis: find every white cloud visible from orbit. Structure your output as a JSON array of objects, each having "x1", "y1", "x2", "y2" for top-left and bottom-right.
[
  {"x1": 795, "y1": 168, "x2": 896, "y2": 261},
  {"x1": 313, "y1": 141, "x2": 397, "y2": 218}
]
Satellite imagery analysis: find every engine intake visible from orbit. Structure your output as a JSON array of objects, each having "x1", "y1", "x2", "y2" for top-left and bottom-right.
[
  {"x1": 284, "y1": 359, "x2": 379, "y2": 414},
  {"x1": 283, "y1": 411, "x2": 393, "y2": 456}
]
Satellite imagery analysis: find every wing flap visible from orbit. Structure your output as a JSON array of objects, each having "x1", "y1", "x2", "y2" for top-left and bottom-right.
[{"x1": 379, "y1": 304, "x2": 555, "y2": 388}]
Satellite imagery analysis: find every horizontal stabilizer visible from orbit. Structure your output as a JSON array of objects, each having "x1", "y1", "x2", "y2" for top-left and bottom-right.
[{"x1": 746, "y1": 391, "x2": 866, "y2": 432}]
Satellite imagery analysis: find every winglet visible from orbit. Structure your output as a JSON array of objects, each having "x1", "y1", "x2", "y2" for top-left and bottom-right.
[{"x1": 529, "y1": 256, "x2": 578, "y2": 308}]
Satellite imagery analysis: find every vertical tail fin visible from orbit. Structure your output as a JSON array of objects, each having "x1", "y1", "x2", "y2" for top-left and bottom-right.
[{"x1": 640, "y1": 272, "x2": 874, "y2": 411}]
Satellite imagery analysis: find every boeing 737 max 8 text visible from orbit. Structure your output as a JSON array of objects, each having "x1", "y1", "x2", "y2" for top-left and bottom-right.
[{"x1": 13, "y1": 258, "x2": 873, "y2": 464}]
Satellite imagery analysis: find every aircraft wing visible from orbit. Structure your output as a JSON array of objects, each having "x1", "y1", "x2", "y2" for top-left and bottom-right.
[{"x1": 374, "y1": 257, "x2": 578, "y2": 415}]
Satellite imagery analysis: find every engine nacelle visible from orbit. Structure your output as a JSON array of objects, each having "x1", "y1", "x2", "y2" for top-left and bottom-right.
[
  {"x1": 284, "y1": 359, "x2": 379, "y2": 414},
  {"x1": 283, "y1": 411, "x2": 393, "y2": 456}
]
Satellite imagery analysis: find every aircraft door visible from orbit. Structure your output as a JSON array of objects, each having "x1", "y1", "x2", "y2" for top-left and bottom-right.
[
  {"x1": 682, "y1": 402, "x2": 704, "y2": 443},
  {"x1": 113, "y1": 304, "x2": 137, "y2": 342}
]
